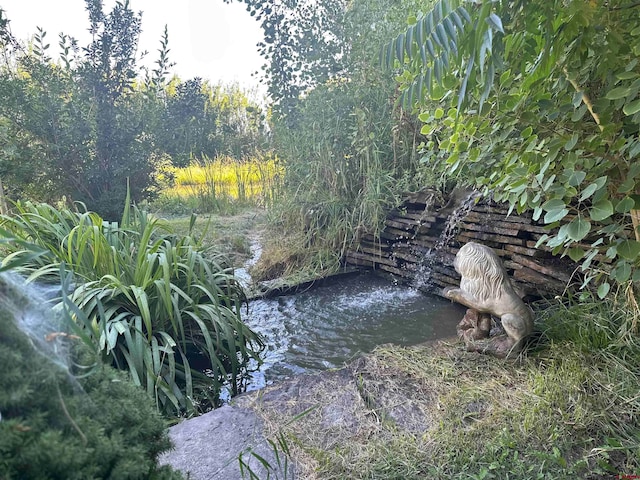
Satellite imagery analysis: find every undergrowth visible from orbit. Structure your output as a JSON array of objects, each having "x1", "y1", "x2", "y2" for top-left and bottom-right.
[{"x1": 0, "y1": 199, "x2": 264, "y2": 416}]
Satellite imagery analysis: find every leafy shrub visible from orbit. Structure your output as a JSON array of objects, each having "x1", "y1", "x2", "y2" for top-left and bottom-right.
[
  {"x1": 0, "y1": 200, "x2": 264, "y2": 415},
  {"x1": 0, "y1": 275, "x2": 182, "y2": 479}
]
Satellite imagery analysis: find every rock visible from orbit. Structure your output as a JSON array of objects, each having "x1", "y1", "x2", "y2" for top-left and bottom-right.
[{"x1": 159, "y1": 405, "x2": 290, "y2": 480}]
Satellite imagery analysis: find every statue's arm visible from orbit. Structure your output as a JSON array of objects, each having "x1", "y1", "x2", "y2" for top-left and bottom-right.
[{"x1": 443, "y1": 287, "x2": 481, "y2": 310}]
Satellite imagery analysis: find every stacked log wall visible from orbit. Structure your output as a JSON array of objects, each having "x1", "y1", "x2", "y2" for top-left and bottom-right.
[{"x1": 345, "y1": 191, "x2": 579, "y2": 299}]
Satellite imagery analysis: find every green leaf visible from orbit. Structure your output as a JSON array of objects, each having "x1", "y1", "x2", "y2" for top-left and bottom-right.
[
  {"x1": 567, "y1": 247, "x2": 585, "y2": 262},
  {"x1": 542, "y1": 198, "x2": 566, "y2": 212},
  {"x1": 451, "y1": 10, "x2": 465, "y2": 31},
  {"x1": 617, "y1": 240, "x2": 640, "y2": 260},
  {"x1": 612, "y1": 261, "x2": 632, "y2": 283},
  {"x1": 594, "y1": 176, "x2": 608, "y2": 190},
  {"x1": 395, "y1": 33, "x2": 405, "y2": 61},
  {"x1": 606, "y1": 86, "x2": 631, "y2": 100},
  {"x1": 617, "y1": 177, "x2": 635, "y2": 193},
  {"x1": 567, "y1": 217, "x2": 591, "y2": 242},
  {"x1": 434, "y1": 56, "x2": 442, "y2": 83},
  {"x1": 544, "y1": 208, "x2": 569, "y2": 223},
  {"x1": 597, "y1": 282, "x2": 610, "y2": 299},
  {"x1": 405, "y1": 25, "x2": 415, "y2": 57},
  {"x1": 615, "y1": 196, "x2": 635, "y2": 213},
  {"x1": 420, "y1": 124, "x2": 433, "y2": 135},
  {"x1": 425, "y1": 37, "x2": 435, "y2": 58},
  {"x1": 459, "y1": 6, "x2": 471, "y2": 23},
  {"x1": 571, "y1": 104, "x2": 587, "y2": 122},
  {"x1": 616, "y1": 70, "x2": 639, "y2": 80},
  {"x1": 623, "y1": 99, "x2": 640, "y2": 115},
  {"x1": 567, "y1": 170, "x2": 586, "y2": 187},
  {"x1": 564, "y1": 133, "x2": 579, "y2": 151},
  {"x1": 579, "y1": 183, "x2": 599, "y2": 201},
  {"x1": 444, "y1": 17, "x2": 457, "y2": 41},
  {"x1": 590, "y1": 199, "x2": 614, "y2": 221},
  {"x1": 486, "y1": 13, "x2": 504, "y2": 34}
]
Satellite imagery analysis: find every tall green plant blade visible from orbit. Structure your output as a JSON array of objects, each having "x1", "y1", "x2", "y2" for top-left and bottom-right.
[{"x1": 0, "y1": 200, "x2": 264, "y2": 415}]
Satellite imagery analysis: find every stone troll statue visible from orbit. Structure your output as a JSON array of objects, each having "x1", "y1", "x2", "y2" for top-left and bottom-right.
[{"x1": 443, "y1": 242, "x2": 534, "y2": 358}]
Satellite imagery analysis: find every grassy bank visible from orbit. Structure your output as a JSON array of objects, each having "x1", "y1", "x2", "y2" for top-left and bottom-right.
[
  {"x1": 161, "y1": 209, "x2": 267, "y2": 269},
  {"x1": 245, "y1": 294, "x2": 640, "y2": 479}
]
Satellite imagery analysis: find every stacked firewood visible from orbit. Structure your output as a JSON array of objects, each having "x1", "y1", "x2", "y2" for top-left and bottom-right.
[{"x1": 345, "y1": 191, "x2": 579, "y2": 299}]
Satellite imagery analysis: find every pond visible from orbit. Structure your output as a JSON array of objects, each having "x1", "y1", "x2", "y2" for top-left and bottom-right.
[{"x1": 242, "y1": 272, "x2": 466, "y2": 391}]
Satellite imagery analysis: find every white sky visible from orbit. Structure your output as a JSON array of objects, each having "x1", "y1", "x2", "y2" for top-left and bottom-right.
[{"x1": 1, "y1": 0, "x2": 266, "y2": 95}]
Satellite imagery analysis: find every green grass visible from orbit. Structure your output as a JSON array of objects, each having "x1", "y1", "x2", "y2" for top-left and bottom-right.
[
  {"x1": 153, "y1": 155, "x2": 282, "y2": 215},
  {"x1": 162, "y1": 209, "x2": 265, "y2": 269}
]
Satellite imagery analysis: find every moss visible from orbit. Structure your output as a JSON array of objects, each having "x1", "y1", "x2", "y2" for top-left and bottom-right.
[{"x1": 0, "y1": 278, "x2": 182, "y2": 479}]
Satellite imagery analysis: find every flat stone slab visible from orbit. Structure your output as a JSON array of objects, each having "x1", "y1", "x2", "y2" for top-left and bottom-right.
[{"x1": 160, "y1": 404, "x2": 290, "y2": 480}]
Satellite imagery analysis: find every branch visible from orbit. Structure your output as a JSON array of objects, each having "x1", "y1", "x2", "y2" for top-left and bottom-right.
[
  {"x1": 609, "y1": 1, "x2": 640, "y2": 10},
  {"x1": 562, "y1": 67, "x2": 604, "y2": 132}
]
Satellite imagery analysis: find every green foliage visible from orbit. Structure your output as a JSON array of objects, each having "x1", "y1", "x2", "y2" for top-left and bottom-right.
[
  {"x1": 236, "y1": 0, "x2": 435, "y2": 273},
  {"x1": 389, "y1": 0, "x2": 640, "y2": 291},
  {"x1": 158, "y1": 79, "x2": 268, "y2": 167},
  {"x1": 272, "y1": 73, "x2": 424, "y2": 260},
  {"x1": 0, "y1": 4, "x2": 268, "y2": 220},
  {"x1": 0, "y1": 279, "x2": 182, "y2": 479},
  {"x1": 223, "y1": 0, "x2": 348, "y2": 118},
  {"x1": 0, "y1": 200, "x2": 264, "y2": 415}
]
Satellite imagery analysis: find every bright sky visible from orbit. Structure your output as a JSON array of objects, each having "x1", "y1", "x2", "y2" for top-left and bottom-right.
[{"x1": 1, "y1": 0, "x2": 265, "y2": 95}]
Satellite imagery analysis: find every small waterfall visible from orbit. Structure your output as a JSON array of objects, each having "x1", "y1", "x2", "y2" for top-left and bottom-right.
[
  {"x1": 235, "y1": 239, "x2": 263, "y2": 290},
  {"x1": 0, "y1": 272, "x2": 73, "y2": 372},
  {"x1": 411, "y1": 190, "x2": 481, "y2": 292}
]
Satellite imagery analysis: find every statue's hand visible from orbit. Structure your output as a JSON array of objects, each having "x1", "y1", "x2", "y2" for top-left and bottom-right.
[{"x1": 443, "y1": 286, "x2": 456, "y2": 299}]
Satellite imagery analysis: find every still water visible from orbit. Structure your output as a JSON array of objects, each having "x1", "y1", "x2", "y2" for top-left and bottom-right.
[{"x1": 242, "y1": 273, "x2": 465, "y2": 391}]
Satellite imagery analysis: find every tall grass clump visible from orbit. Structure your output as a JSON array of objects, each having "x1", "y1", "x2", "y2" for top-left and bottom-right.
[
  {"x1": 257, "y1": 72, "x2": 435, "y2": 282},
  {"x1": 0, "y1": 199, "x2": 264, "y2": 415},
  {"x1": 154, "y1": 154, "x2": 282, "y2": 215}
]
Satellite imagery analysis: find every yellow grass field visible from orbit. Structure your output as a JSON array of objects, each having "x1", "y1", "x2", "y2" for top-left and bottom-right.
[{"x1": 159, "y1": 156, "x2": 282, "y2": 210}]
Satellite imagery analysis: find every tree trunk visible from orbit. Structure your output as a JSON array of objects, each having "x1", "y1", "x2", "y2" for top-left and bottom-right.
[
  {"x1": 0, "y1": 177, "x2": 7, "y2": 215},
  {"x1": 632, "y1": 209, "x2": 640, "y2": 242}
]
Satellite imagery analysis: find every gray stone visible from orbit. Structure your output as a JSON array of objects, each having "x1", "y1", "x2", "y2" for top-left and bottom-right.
[{"x1": 160, "y1": 405, "x2": 290, "y2": 480}]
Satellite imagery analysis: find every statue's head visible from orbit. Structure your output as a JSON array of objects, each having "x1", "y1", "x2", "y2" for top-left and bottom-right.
[{"x1": 454, "y1": 242, "x2": 507, "y2": 303}]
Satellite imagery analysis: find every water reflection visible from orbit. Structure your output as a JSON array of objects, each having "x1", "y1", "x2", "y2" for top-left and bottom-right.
[{"x1": 242, "y1": 273, "x2": 465, "y2": 390}]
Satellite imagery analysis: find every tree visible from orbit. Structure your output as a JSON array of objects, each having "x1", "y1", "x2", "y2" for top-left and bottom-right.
[
  {"x1": 236, "y1": 0, "x2": 432, "y2": 270},
  {"x1": 79, "y1": 0, "x2": 157, "y2": 218},
  {"x1": 157, "y1": 78, "x2": 268, "y2": 165},
  {"x1": 222, "y1": 0, "x2": 348, "y2": 119},
  {"x1": 388, "y1": 0, "x2": 640, "y2": 293},
  {"x1": 160, "y1": 77, "x2": 210, "y2": 166},
  {"x1": 0, "y1": 1, "x2": 171, "y2": 219}
]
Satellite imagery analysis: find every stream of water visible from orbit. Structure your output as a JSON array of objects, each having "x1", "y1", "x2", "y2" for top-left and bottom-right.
[{"x1": 242, "y1": 273, "x2": 465, "y2": 391}]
